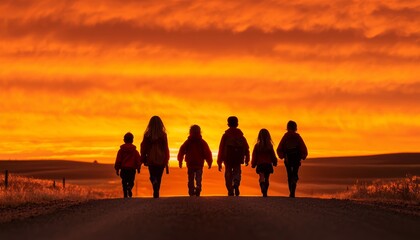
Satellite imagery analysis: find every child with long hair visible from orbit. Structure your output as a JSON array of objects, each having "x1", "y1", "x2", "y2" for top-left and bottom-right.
[
  {"x1": 251, "y1": 129, "x2": 278, "y2": 197},
  {"x1": 140, "y1": 116, "x2": 170, "y2": 198}
]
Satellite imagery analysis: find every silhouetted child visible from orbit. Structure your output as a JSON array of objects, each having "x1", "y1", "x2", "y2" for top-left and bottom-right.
[
  {"x1": 140, "y1": 116, "x2": 170, "y2": 198},
  {"x1": 217, "y1": 116, "x2": 250, "y2": 196},
  {"x1": 177, "y1": 125, "x2": 213, "y2": 196},
  {"x1": 276, "y1": 121, "x2": 308, "y2": 198},
  {"x1": 251, "y1": 129, "x2": 278, "y2": 197},
  {"x1": 114, "y1": 132, "x2": 141, "y2": 198}
]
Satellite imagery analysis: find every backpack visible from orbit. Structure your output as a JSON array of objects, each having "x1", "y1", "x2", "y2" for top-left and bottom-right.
[
  {"x1": 284, "y1": 138, "x2": 301, "y2": 164},
  {"x1": 225, "y1": 136, "x2": 245, "y2": 165},
  {"x1": 185, "y1": 139, "x2": 205, "y2": 160},
  {"x1": 148, "y1": 140, "x2": 166, "y2": 166}
]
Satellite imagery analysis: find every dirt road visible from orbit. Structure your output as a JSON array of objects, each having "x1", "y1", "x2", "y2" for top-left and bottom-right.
[{"x1": 0, "y1": 197, "x2": 418, "y2": 240}]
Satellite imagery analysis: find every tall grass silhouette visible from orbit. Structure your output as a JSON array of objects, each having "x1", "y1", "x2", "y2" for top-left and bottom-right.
[
  {"x1": 341, "y1": 175, "x2": 419, "y2": 202},
  {"x1": 0, "y1": 174, "x2": 116, "y2": 206}
]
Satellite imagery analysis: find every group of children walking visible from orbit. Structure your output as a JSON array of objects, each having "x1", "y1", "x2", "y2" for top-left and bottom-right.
[{"x1": 114, "y1": 116, "x2": 308, "y2": 198}]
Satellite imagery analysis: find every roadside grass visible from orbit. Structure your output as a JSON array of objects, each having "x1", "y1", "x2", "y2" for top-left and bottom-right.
[
  {"x1": 339, "y1": 175, "x2": 419, "y2": 203},
  {"x1": 0, "y1": 174, "x2": 116, "y2": 206}
]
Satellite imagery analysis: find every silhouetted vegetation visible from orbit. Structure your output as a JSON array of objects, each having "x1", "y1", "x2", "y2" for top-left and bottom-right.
[
  {"x1": 0, "y1": 174, "x2": 116, "y2": 206},
  {"x1": 341, "y1": 175, "x2": 419, "y2": 203}
]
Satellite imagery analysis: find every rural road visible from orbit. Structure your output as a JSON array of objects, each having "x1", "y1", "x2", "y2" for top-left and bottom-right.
[{"x1": 0, "y1": 197, "x2": 418, "y2": 240}]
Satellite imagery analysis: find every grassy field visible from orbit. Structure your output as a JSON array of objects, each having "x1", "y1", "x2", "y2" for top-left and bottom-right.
[
  {"x1": 0, "y1": 173, "x2": 116, "y2": 206},
  {"x1": 339, "y1": 175, "x2": 420, "y2": 203}
]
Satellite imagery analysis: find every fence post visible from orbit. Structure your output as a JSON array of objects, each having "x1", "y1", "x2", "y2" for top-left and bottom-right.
[
  {"x1": 5, "y1": 170, "x2": 8, "y2": 189},
  {"x1": 63, "y1": 177, "x2": 65, "y2": 189}
]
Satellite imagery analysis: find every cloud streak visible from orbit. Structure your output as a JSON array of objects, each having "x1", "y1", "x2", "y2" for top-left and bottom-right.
[{"x1": 2, "y1": 17, "x2": 419, "y2": 63}]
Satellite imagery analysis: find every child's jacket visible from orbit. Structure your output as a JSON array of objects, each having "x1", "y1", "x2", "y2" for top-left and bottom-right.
[
  {"x1": 251, "y1": 146, "x2": 278, "y2": 167},
  {"x1": 114, "y1": 143, "x2": 141, "y2": 170},
  {"x1": 217, "y1": 128, "x2": 250, "y2": 166},
  {"x1": 178, "y1": 134, "x2": 213, "y2": 169},
  {"x1": 276, "y1": 131, "x2": 308, "y2": 161},
  {"x1": 140, "y1": 134, "x2": 170, "y2": 167}
]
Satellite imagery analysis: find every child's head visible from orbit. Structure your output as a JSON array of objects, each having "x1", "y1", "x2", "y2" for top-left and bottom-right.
[
  {"x1": 257, "y1": 128, "x2": 273, "y2": 148},
  {"x1": 124, "y1": 132, "x2": 134, "y2": 143},
  {"x1": 189, "y1": 125, "x2": 201, "y2": 136},
  {"x1": 144, "y1": 115, "x2": 166, "y2": 140},
  {"x1": 227, "y1": 116, "x2": 239, "y2": 128},
  {"x1": 287, "y1": 120, "x2": 298, "y2": 132}
]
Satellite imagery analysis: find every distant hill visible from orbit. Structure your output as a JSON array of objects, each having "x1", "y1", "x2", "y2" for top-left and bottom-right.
[{"x1": 0, "y1": 160, "x2": 115, "y2": 180}]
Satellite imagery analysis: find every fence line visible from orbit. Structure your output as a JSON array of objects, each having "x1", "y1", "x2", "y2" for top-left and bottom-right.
[{"x1": 3, "y1": 171, "x2": 66, "y2": 190}]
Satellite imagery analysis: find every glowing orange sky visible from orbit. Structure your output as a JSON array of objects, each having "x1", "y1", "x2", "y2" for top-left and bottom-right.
[{"x1": 0, "y1": 0, "x2": 419, "y2": 163}]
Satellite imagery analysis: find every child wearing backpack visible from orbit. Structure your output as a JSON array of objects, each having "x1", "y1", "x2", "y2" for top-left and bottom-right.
[
  {"x1": 114, "y1": 132, "x2": 141, "y2": 198},
  {"x1": 177, "y1": 125, "x2": 213, "y2": 196},
  {"x1": 251, "y1": 129, "x2": 278, "y2": 197},
  {"x1": 276, "y1": 120, "x2": 308, "y2": 198},
  {"x1": 140, "y1": 116, "x2": 170, "y2": 198},
  {"x1": 217, "y1": 116, "x2": 250, "y2": 196}
]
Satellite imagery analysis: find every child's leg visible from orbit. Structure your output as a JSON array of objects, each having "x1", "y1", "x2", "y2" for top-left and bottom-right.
[
  {"x1": 290, "y1": 165, "x2": 300, "y2": 197},
  {"x1": 232, "y1": 164, "x2": 241, "y2": 196},
  {"x1": 155, "y1": 166, "x2": 165, "y2": 191},
  {"x1": 258, "y1": 173, "x2": 265, "y2": 183},
  {"x1": 258, "y1": 171, "x2": 266, "y2": 196},
  {"x1": 264, "y1": 172, "x2": 271, "y2": 196},
  {"x1": 232, "y1": 164, "x2": 242, "y2": 188},
  {"x1": 265, "y1": 172, "x2": 270, "y2": 188},
  {"x1": 195, "y1": 169, "x2": 203, "y2": 196},
  {"x1": 120, "y1": 169, "x2": 128, "y2": 198},
  {"x1": 148, "y1": 166, "x2": 156, "y2": 185},
  {"x1": 127, "y1": 169, "x2": 135, "y2": 197},
  {"x1": 224, "y1": 165, "x2": 234, "y2": 195},
  {"x1": 285, "y1": 163, "x2": 293, "y2": 196},
  {"x1": 187, "y1": 168, "x2": 195, "y2": 196},
  {"x1": 148, "y1": 166, "x2": 160, "y2": 198}
]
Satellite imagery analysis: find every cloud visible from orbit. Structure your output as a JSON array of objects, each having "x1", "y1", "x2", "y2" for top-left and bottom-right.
[
  {"x1": 2, "y1": 76, "x2": 419, "y2": 116},
  {"x1": 1, "y1": 0, "x2": 419, "y2": 35},
  {"x1": 1, "y1": 0, "x2": 419, "y2": 160},
  {"x1": 1, "y1": 0, "x2": 418, "y2": 74},
  {"x1": 1, "y1": 17, "x2": 418, "y2": 64}
]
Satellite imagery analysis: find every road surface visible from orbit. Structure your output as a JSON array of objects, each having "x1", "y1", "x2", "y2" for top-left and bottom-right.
[{"x1": 0, "y1": 197, "x2": 419, "y2": 240}]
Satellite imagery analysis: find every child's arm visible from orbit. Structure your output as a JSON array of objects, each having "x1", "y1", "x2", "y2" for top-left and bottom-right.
[
  {"x1": 140, "y1": 138, "x2": 148, "y2": 166},
  {"x1": 243, "y1": 136, "x2": 250, "y2": 166},
  {"x1": 177, "y1": 141, "x2": 187, "y2": 168},
  {"x1": 164, "y1": 134, "x2": 170, "y2": 165},
  {"x1": 270, "y1": 147, "x2": 278, "y2": 166},
  {"x1": 217, "y1": 134, "x2": 226, "y2": 171},
  {"x1": 299, "y1": 135, "x2": 308, "y2": 160},
  {"x1": 114, "y1": 149, "x2": 122, "y2": 176},
  {"x1": 276, "y1": 135, "x2": 286, "y2": 159},
  {"x1": 251, "y1": 146, "x2": 257, "y2": 168},
  {"x1": 135, "y1": 150, "x2": 141, "y2": 173},
  {"x1": 203, "y1": 140, "x2": 213, "y2": 169}
]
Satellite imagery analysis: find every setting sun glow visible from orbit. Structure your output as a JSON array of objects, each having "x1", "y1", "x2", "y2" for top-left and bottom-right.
[{"x1": 1, "y1": 0, "x2": 419, "y2": 163}]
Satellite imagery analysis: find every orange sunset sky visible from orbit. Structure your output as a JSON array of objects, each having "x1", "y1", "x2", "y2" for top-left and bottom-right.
[{"x1": 0, "y1": 0, "x2": 419, "y2": 163}]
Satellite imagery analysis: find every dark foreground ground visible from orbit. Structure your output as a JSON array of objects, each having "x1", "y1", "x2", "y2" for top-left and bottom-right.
[{"x1": 0, "y1": 197, "x2": 419, "y2": 240}]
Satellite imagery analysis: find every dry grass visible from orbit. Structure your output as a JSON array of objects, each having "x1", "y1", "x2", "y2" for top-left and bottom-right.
[
  {"x1": 0, "y1": 174, "x2": 116, "y2": 207},
  {"x1": 339, "y1": 175, "x2": 420, "y2": 203}
]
